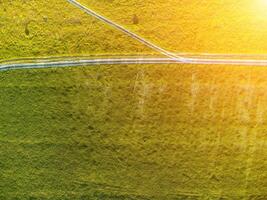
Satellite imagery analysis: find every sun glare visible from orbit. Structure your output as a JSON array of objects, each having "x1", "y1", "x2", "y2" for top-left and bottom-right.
[
  {"x1": 254, "y1": 0, "x2": 267, "y2": 15},
  {"x1": 243, "y1": 0, "x2": 267, "y2": 22}
]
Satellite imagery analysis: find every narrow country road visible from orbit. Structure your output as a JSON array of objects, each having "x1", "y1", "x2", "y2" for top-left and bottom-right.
[
  {"x1": 0, "y1": 57, "x2": 177, "y2": 71},
  {"x1": 2, "y1": 56, "x2": 267, "y2": 72}
]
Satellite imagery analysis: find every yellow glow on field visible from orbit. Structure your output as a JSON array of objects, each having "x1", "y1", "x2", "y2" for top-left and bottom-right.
[
  {"x1": 251, "y1": 0, "x2": 267, "y2": 15},
  {"x1": 182, "y1": 0, "x2": 267, "y2": 53},
  {"x1": 79, "y1": 0, "x2": 267, "y2": 54},
  {"x1": 259, "y1": 0, "x2": 267, "y2": 6}
]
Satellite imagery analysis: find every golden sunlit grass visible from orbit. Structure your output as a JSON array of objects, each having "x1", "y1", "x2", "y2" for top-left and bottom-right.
[
  {"x1": 2, "y1": 63, "x2": 267, "y2": 199},
  {"x1": 0, "y1": 0, "x2": 152, "y2": 61},
  {"x1": 79, "y1": 0, "x2": 267, "y2": 54},
  {"x1": 2, "y1": 1, "x2": 267, "y2": 200}
]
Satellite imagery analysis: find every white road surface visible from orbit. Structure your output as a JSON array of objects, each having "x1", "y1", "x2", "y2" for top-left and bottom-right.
[{"x1": 2, "y1": 56, "x2": 267, "y2": 72}]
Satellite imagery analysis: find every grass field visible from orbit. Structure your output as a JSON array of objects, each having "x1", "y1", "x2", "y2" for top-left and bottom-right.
[
  {"x1": 0, "y1": 0, "x2": 153, "y2": 61},
  {"x1": 2, "y1": 0, "x2": 267, "y2": 199},
  {"x1": 79, "y1": 0, "x2": 267, "y2": 54},
  {"x1": 1, "y1": 64, "x2": 267, "y2": 199}
]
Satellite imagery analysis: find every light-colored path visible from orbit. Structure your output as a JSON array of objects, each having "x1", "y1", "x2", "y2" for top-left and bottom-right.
[
  {"x1": 2, "y1": 55, "x2": 267, "y2": 72},
  {"x1": 66, "y1": 0, "x2": 185, "y2": 61},
  {"x1": 0, "y1": 57, "x2": 177, "y2": 71}
]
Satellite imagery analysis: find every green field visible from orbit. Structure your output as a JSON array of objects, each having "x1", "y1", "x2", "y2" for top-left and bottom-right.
[
  {"x1": 2, "y1": 0, "x2": 267, "y2": 199},
  {"x1": 0, "y1": 0, "x2": 153, "y2": 61},
  {"x1": 1, "y1": 64, "x2": 267, "y2": 199},
  {"x1": 80, "y1": 0, "x2": 267, "y2": 54}
]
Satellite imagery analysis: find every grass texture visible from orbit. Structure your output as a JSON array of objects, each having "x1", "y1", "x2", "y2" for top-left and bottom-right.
[
  {"x1": 79, "y1": 0, "x2": 267, "y2": 54},
  {"x1": 1, "y1": 64, "x2": 267, "y2": 199},
  {"x1": 1, "y1": 1, "x2": 267, "y2": 199},
  {"x1": 0, "y1": 0, "x2": 152, "y2": 61}
]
